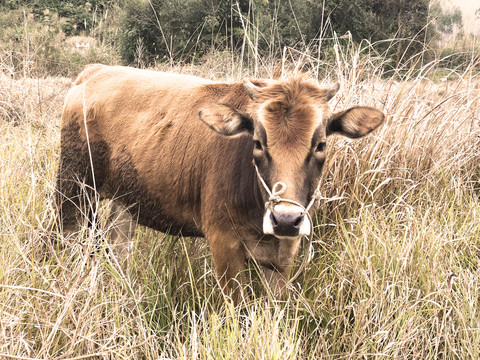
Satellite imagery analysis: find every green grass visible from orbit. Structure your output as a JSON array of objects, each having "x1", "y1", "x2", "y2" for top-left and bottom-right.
[{"x1": 0, "y1": 48, "x2": 479, "y2": 359}]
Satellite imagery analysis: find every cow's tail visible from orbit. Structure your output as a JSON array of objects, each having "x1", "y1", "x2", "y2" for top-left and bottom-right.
[{"x1": 74, "y1": 64, "x2": 105, "y2": 85}]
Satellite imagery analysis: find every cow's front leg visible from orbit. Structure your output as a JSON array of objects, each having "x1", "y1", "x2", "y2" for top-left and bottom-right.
[
  {"x1": 207, "y1": 231, "x2": 246, "y2": 304},
  {"x1": 245, "y1": 235, "x2": 301, "y2": 300},
  {"x1": 262, "y1": 266, "x2": 289, "y2": 299},
  {"x1": 264, "y1": 236, "x2": 302, "y2": 299}
]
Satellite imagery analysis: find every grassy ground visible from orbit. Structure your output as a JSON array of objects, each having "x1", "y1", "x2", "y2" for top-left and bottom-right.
[{"x1": 0, "y1": 54, "x2": 479, "y2": 359}]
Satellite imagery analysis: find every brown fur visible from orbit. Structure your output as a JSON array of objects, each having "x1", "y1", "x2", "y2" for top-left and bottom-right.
[
  {"x1": 57, "y1": 64, "x2": 384, "y2": 302},
  {"x1": 257, "y1": 78, "x2": 328, "y2": 150}
]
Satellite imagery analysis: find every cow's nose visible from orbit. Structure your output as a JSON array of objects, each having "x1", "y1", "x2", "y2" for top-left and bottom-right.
[
  {"x1": 263, "y1": 205, "x2": 311, "y2": 237},
  {"x1": 269, "y1": 205, "x2": 305, "y2": 237}
]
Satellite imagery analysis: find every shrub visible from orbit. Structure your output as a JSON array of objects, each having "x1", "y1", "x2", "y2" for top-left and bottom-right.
[{"x1": 0, "y1": 7, "x2": 120, "y2": 77}]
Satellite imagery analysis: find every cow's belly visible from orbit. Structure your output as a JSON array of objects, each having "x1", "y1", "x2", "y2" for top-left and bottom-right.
[
  {"x1": 108, "y1": 191, "x2": 204, "y2": 237},
  {"x1": 103, "y1": 150, "x2": 204, "y2": 238},
  {"x1": 136, "y1": 209, "x2": 204, "y2": 237}
]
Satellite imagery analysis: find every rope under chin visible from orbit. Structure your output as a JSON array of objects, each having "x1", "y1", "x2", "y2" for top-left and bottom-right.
[{"x1": 254, "y1": 164, "x2": 323, "y2": 284}]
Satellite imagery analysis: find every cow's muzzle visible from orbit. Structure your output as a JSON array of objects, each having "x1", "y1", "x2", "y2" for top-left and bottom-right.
[
  {"x1": 263, "y1": 204, "x2": 311, "y2": 237},
  {"x1": 254, "y1": 165, "x2": 319, "y2": 238}
]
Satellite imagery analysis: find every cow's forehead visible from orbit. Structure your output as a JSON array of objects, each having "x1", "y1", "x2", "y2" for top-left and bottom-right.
[{"x1": 251, "y1": 78, "x2": 330, "y2": 148}]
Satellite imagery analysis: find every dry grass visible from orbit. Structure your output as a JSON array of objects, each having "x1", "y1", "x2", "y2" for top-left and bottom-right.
[{"x1": 0, "y1": 45, "x2": 479, "y2": 359}]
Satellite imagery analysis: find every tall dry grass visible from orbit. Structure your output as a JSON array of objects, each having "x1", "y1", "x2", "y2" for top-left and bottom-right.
[{"x1": 0, "y1": 41, "x2": 479, "y2": 359}]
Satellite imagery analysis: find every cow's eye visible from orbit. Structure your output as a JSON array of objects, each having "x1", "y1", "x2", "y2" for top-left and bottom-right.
[
  {"x1": 315, "y1": 142, "x2": 326, "y2": 153},
  {"x1": 253, "y1": 140, "x2": 263, "y2": 151}
]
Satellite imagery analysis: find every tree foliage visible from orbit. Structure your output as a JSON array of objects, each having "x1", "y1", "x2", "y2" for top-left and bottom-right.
[
  {"x1": 117, "y1": 0, "x2": 447, "y2": 67},
  {"x1": 432, "y1": 3, "x2": 463, "y2": 35},
  {"x1": 1, "y1": 0, "x2": 468, "y2": 71},
  {"x1": 119, "y1": 0, "x2": 255, "y2": 65}
]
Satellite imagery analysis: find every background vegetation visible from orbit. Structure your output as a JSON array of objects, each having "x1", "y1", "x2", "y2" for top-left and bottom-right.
[
  {"x1": 0, "y1": 0, "x2": 480, "y2": 359},
  {"x1": 0, "y1": 0, "x2": 475, "y2": 76}
]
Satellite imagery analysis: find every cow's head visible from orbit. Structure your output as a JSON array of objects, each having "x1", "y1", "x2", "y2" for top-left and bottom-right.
[{"x1": 199, "y1": 77, "x2": 384, "y2": 239}]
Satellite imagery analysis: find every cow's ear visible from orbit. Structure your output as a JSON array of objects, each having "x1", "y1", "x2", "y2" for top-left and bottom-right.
[
  {"x1": 327, "y1": 106, "x2": 384, "y2": 139},
  {"x1": 199, "y1": 104, "x2": 254, "y2": 136}
]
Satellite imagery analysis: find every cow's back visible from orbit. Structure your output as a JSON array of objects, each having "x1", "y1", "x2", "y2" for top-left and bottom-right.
[{"x1": 63, "y1": 65, "x2": 214, "y2": 147}]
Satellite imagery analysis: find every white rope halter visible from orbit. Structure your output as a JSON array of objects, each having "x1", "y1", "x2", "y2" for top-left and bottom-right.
[{"x1": 254, "y1": 164, "x2": 323, "y2": 284}]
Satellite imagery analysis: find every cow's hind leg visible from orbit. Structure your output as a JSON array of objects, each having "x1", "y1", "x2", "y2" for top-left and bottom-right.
[
  {"x1": 56, "y1": 173, "x2": 99, "y2": 239},
  {"x1": 55, "y1": 123, "x2": 101, "y2": 240}
]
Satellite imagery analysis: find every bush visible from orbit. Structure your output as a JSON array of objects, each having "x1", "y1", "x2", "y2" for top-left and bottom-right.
[
  {"x1": 0, "y1": 7, "x2": 120, "y2": 77},
  {"x1": 118, "y1": 0, "x2": 248, "y2": 66}
]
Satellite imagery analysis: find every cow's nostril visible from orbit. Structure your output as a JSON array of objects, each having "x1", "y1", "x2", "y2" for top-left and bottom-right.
[
  {"x1": 270, "y1": 211, "x2": 278, "y2": 226},
  {"x1": 263, "y1": 206, "x2": 311, "y2": 237},
  {"x1": 293, "y1": 215, "x2": 303, "y2": 228},
  {"x1": 269, "y1": 207, "x2": 304, "y2": 237}
]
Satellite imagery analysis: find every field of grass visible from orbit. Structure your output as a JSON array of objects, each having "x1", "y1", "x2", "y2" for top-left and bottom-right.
[{"x1": 0, "y1": 48, "x2": 479, "y2": 359}]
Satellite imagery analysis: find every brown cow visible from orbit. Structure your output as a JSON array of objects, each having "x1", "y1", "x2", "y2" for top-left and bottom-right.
[{"x1": 56, "y1": 64, "x2": 384, "y2": 300}]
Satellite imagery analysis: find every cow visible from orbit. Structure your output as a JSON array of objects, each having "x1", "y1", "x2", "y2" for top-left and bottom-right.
[{"x1": 56, "y1": 64, "x2": 384, "y2": 301}]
